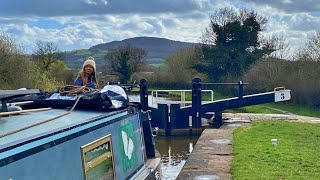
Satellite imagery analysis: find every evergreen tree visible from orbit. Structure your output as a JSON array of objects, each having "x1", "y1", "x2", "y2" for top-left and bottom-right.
[
  {"x1": 195, "y1": 8, "x2": 275, "y2": 82},
  {"x1": 105, "y1": 44, "x2": 147, "y2": 83}
]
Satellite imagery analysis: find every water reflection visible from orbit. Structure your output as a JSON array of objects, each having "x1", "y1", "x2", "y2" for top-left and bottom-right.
[{"x1": 155, "y1": 136, "x2": 199, "y2": 180}]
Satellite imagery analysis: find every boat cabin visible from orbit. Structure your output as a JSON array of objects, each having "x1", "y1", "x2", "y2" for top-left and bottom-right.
[{"x1": 0, "y1": 87, "x2": 161, "y2": 180}]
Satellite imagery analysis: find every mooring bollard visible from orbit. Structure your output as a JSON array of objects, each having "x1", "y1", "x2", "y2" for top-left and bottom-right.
[{"x1": 271, "y1": 139, "x2": 278, "y2": 146}]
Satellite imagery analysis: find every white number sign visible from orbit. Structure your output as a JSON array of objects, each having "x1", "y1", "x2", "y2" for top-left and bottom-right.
[{"x1": 274, "y1": 90, "x2": 291, "y2": 102}]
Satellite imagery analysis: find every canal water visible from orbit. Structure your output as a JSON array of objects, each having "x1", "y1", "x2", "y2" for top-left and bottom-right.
[
  {"x1": 155, "y1": 136, "x2": 199, "y2": 180},
  {"x1": 128, "y1": 94, "x2": 200, "y2": 179}
]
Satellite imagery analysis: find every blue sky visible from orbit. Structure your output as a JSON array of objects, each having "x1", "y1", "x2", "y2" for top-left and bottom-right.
[{"x1": 0, "y1": 0, "x2": 319, "y2": 56}]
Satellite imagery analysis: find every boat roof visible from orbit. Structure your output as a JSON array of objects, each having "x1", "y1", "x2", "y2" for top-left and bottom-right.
[
  {"x1": 0, "y1": 108, "x2": 126, "y2": 147},
  {"x1": 0, "y1": 89, "x2": 40, "y2": 100}
]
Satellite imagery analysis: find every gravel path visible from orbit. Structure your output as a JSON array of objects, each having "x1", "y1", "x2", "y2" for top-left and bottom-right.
[{"x1": 223, "y1": 113, "x2": 320, "y2": 124}]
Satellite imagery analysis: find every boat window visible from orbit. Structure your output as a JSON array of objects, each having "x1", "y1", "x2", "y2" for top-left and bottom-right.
[{"x1": 80, "y1": 134, "x2": 115, "y2": 180}]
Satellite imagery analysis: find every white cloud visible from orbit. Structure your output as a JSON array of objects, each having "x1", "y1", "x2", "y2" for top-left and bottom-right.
[
  {"x1": 288, "y1": 13, "x2": 320, "y2": 31},
  {"x1": 0, "y1": 0, "x2": 318, "y2": 56},
  {"x1": 282, "y1": 0, "x2": 293, "y2": 4},
  {"x1": 83, "y1": 0, "x2": 108, "y2": 5},
  {"x1": 241, "y1": 0, "x2": 320, "y2": 13}
]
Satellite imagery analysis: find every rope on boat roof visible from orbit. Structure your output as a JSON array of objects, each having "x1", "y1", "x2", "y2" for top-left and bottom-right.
[{"x1": 0, "y1": 95, "x2": 82, "y2": 139}]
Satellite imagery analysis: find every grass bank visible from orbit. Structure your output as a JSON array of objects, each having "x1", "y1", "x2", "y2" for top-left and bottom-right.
[
  {"x1": 232, "y1": 121, "x2": 320, "y2": 179},
  {"x1": 265, "y1": 102, "x2": 320, "y2": 118}
]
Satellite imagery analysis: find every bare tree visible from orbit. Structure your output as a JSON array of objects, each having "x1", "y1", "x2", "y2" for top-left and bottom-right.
[
  {"x1": 305, "y1": 32, "x2": 320, "y2": 61},
  {"x1": 293, "y1": 32, "x2": 320, "y2": 61},
  {"x1": 0, "y1": 34, "x2": 61, "y2": 90},
  {"x1": 262, "y1": 34, "x2": 290, "y2": 60},
  {"x1": 165, "y1": 46, "x2": 205, "y2": 82},
  {"x1": 0, "y1": 34, "x2": 25, "y2": 88},
  {"x1": 32, "y1": 41, "x2": 64, "y2": 71}
]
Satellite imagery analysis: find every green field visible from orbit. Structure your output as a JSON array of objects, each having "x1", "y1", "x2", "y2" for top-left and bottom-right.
[
  {"x1": 149, "y1": 63, "x2": 165, "y2": 68},
  {"x1": 232, "y1": 121, "x2": 320, "y2": 179},
  {"x1": 69, "y1": 49, "x2": 92, "y2": 55}
]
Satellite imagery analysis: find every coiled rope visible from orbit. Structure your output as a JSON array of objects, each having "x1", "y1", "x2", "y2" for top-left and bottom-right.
[{"x1": 59, "y1": 85, "x2": 97, "y2": 96}]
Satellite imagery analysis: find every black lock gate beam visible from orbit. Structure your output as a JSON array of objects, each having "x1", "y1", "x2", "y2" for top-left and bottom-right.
[{"x1": 190, "y1": 78, "x2": 291, "y2": 128}]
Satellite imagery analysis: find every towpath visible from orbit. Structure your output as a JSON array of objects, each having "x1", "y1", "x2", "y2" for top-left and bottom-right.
[{"x1": 177, "y1": 113, "x2": 320, "y2": 180}]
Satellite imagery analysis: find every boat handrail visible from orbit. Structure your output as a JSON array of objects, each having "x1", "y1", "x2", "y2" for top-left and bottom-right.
[
  {"x1": 0, "y1": 95, "x2": 82, "y2": 139},
  {"x1": 0, "y1": 89, "x2": 40, "y2": 112}
]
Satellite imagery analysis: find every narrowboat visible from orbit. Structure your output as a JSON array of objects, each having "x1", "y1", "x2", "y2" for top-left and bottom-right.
[{"x1": 0, "y1": 80, "x2": 161, "y2": 180}]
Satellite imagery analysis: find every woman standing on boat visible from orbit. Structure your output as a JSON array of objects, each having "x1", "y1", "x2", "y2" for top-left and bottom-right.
[{"x1": 74, "y1": 57, "x2": 99, "y2": 89}]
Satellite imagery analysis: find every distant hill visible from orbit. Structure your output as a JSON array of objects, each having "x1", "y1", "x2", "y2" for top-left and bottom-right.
[{"x1": 63, "y1": 37, "x2": 200, "y2": 69}]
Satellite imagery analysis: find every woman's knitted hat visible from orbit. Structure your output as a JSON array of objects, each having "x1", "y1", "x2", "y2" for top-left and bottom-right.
[{"x1": 82, "y1": 56, "x2": 96, "y2": 71}]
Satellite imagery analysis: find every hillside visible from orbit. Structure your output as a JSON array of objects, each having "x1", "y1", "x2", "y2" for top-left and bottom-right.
[{"x1": 63, "y1": 37, "x2": 199, "y2": 69}]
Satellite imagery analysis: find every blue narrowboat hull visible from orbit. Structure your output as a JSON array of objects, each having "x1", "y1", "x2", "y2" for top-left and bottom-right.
[{"x1": 0, "y1": 107, "x2": 160, "y2": 179}]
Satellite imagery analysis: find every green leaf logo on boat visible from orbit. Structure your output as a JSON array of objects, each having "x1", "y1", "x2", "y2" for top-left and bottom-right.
[{"x1": 119, "y1": 122, "x2": 137, "y2": 172}]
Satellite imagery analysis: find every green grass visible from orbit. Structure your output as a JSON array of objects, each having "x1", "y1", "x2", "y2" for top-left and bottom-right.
[
  {"x1": 70, "y1": 49, "x2": 91, "y2": 55},
  {"x1": 232, "y1": 121, "x2": 320, "y2": 179},
  {"x1": 149, "y1": 63, "x2": 165, "y2": 68},
  {"x1": 225, "y1": 105, "x2": 281, "y2": 114},
  {"x1": 265, "y1": 102, "x2": 320, "y2": 118}
]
